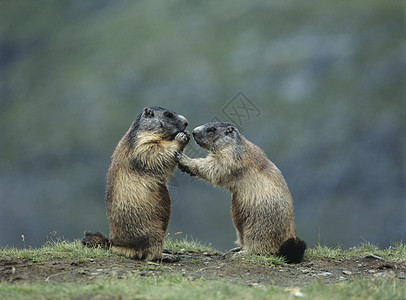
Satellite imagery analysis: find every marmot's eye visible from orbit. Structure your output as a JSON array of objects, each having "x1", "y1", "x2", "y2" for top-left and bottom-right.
[
  {"x1": 164, "y1": 111, "x2": 174, "y2": 118},
  {"x1": 226, "y1": 126, "x2": 234, "y2": 135},
  {"x1": 144, "y1": 107, "x2": 154, "y2": 117},
  {"x1": 206, "y1": 127, "x2": 216, "y2": 133}
]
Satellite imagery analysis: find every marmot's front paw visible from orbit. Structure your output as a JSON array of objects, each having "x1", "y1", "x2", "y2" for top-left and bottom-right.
[
  {"x1": 175, "y1": 131, "x2": 190, "y2": 145},
  {"x1": 175, "y1": 152, "x2": 196, "y2": 176},
  {"x1": 178, "y1": 164, "x2": 196, "y2": 177}
]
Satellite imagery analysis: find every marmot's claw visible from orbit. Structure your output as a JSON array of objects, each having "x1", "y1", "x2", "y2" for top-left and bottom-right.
[
  {"x1": 175, "y1": 150, "x2": 196, "y2": 176},
  {"x1": 175, "y1": 131, "x2": 190, "y2": 144},
  {"x1": 184, "y1": 168, "x2": 196, "y2": 176},
  {"x1": 180, "y1": 167, "x2": 196, "y2": 176},
  {"x1": 177, "y1": 163, "x2": 188, "y2": 173},
  {"x1": 177, "y1": 162, "x2": 196, "y2": 176}
]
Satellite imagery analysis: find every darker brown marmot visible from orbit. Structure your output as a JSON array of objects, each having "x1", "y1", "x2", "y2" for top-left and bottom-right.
[
  {"x1": 82, "y1": 106, "x2": 189, "y2": 261},
  {"x1": 177, "y1": 122, "x2": 306, "y2": 263}
]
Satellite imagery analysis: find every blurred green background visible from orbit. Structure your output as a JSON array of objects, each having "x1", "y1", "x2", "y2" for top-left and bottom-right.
[{"x1": 0, "y1": 0, "x2": 404, "y2": 251}]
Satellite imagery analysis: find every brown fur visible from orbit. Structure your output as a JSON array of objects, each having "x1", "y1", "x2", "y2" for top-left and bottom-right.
[
  {"x1": 83, "y1": 107, "x2": 189, "y2": 261},
  {"x1": 177, "y1": 122, "x2": 305, "y2": 262}
]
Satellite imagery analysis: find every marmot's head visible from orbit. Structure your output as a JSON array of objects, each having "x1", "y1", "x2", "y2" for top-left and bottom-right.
[
  {"x1": 129, "y1": 107, "x2": 188, "y2": 142},
  {"x1": 192, "y1": 122, "x2": 241, "y2": 153}
]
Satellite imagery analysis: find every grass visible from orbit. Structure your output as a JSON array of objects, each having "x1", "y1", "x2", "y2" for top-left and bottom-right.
[
  {"x1": 0, "y1": 275, "x2": 289, "y2": 300},
  {"x1": 0, "y1": 238, "x2": 119, "y2": 263},
  {"x1": 304, "y1": 278, "x2": 406, "y2": 300},
  {"x1": 1, "y1": 237, "x2": 404, "y2": 264},
  {"x1": 233, "y1": 253, "x2": 287, "y2": 266},
  {"x1": 2, "y1": 238, "x2": 404, "y2": 263},
  {"x1": 164, "y1": 234, "x2": 217, "y2": 253},
  {"x1": 1, "y1": 275, "x2": 405, "y2": 300},
  {"x1": 231, "y1": 240, "x2": 406, "y2": 266},
  {"x1": 307, "y1": 241, "x2": 406, "y2": 261},
  {"x1": 0, "y1": 238, "x2": 405, "y2": 299},
  {"x1": 0, "y1": 234, "x2": 214, "y2": 263}
]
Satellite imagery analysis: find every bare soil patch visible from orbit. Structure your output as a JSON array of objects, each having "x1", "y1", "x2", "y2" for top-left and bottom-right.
[{"x1": 1, "y1": 251, "x2": 405, "y2": 287}]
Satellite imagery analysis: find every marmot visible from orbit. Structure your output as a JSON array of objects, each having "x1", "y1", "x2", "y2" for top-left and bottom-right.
[
  {"x1": 176, "y1": 122, "x2": 306, "y2": 263},
  {"x1": 82, "y1": 106, "x2": 189, "y2": 261}
]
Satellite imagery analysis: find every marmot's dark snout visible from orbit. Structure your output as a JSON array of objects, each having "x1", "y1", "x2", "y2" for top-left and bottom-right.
[
  {"x1": 192, "y1": 129, "x2": 198, "y2": 138},
  {"x1": 178, "y1": 115, "x2": 189, "y2": 131},
  {"x1": 192, "y1": 125, "x2": 205, "y2": 137},
  {"x1": 192, "y1": 127, "x2": 206, "y2": 148},
  {"x1": 169, "y1": 115, "x2": 188, "y2": 140}
]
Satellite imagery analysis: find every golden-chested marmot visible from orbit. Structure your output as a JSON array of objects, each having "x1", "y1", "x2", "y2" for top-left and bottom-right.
[
  {"x1": 82, "y1": 106, "x2": 189, "y2": 261},
  {"x1": 176, "y1": 122, "x2": 306, "y2": 263}
]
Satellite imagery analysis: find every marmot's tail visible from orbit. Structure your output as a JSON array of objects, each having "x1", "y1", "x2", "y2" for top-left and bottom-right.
[
  {"x1": 82, "y1": 232, "x2": 110, "y2": 249},
  {"x1": 278, "y1": 237, "x2": 307, "y2": 264}
]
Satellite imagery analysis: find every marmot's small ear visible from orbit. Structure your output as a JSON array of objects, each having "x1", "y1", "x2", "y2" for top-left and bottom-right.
[
  {"x1": 226, "y1": 126, "x2": 234, "y2": 135},
  {"x1": 144, "y1": 107, "x2": 154, "y2": 117}
]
